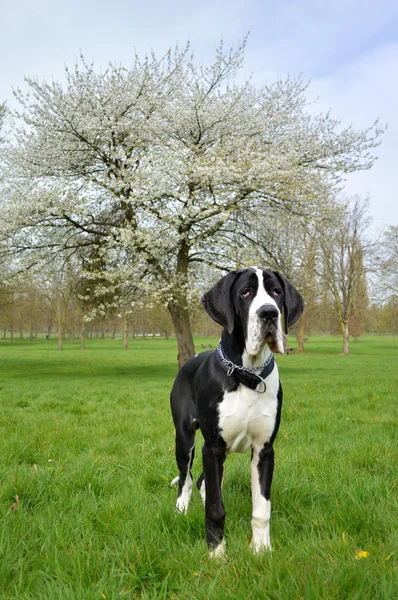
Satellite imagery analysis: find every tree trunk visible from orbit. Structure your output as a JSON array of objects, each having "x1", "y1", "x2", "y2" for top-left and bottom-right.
[
  {"x1": 283, "y1": 333, "x2": 289, "y2": 354},
  {"x1": 81, "y1": 317, "x2": 86, "y2": 350},
  {"x1": 57, "y1": 323, "x2": 64, "y2": 350},
  {"x1": 167, "y1": 240, "x2": 196, "y2": 367},
  {"x1": 342, "y1": 320, "x2": 350, "y2": 354},
  {"x1": 296, "y1": 307, "x2": 306, "y2": 352},
  {"x1": 10, "y1": 320, "x2": 14, "y2": 342},
  {"x1": 123, "y1": 314, "x2": 129, "y2": 350},
  {"x1": 168, "y1": 300, "x2": 195, "y2": 367}
]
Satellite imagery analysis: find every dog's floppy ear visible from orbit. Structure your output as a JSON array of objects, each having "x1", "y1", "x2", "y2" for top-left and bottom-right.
[
  {"x1": 273, "y1": 272, "x2": 304, "y2": 334},
  {"x1": 201, "y1": 271, "x2": 242, "y2": 334}
]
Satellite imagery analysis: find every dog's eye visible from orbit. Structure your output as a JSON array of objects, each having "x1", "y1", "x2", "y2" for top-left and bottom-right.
[
  {"x1": 241, "y1": 290, "x2": 251, "y2": 298},
  {"x1": 273, "y1": 290, "x2": 280, "y2": 297}
]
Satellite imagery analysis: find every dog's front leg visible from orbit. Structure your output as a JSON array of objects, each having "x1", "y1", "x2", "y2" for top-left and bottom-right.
[
  {"x1": 202, "y1": 442, "x2": 226, "y2": 559},
  {"x1": 250, "y1": 443, "x2": 274, "y2": 553}
]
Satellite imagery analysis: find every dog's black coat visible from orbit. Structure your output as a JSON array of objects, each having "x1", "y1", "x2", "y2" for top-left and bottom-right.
[{"x1": 170, "y1": 268, "x2": 304, "y2": 554}]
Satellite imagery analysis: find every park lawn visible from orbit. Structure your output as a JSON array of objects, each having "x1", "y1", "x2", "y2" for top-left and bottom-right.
[{"x1": 0, "y1": 335, "x2": 396, "y2": 599}]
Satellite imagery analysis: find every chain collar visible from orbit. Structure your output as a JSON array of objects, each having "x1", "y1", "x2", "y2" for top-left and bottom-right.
[{"x1": 216, "y1": 340, "x2": 275, "y2": 393}]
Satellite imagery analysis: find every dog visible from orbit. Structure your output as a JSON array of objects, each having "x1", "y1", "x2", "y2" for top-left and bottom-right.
[{"x1": 170, "y1": 267, "x2": 304, "y2": 558}]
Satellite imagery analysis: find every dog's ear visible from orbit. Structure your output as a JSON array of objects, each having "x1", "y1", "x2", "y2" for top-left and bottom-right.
[
  {"x1": 201, "y1": 271, "x2": 242, "y2": 334},
  {"x1": 273, "y1": 272, "x2": 304, "y2": 334}
]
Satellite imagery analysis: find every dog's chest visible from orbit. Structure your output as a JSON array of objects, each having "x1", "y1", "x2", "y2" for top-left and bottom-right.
[{"x1": 218, "y1": 382, "x2": 278, "y2": 454}]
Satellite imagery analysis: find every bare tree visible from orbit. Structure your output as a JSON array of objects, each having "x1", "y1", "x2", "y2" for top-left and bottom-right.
[
  {"x1": 319, "y1": 198, "x2": 372, "y2": 354},
  {"x1": 36, "y1": 267, "x2": 74, "y2": 350},
  {"x1": 379, "y1": 225, "x2": 398, "y2": 297}
]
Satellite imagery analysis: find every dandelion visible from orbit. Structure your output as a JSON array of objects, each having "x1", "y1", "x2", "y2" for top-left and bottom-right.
[{"x1": 356, "y1": 550, "x2": 369, "y2": 559}]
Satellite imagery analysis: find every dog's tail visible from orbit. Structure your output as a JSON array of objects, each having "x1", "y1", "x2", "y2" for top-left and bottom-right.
[{"x1": 170, "y1": 475, "x2": 180, "y2": 488}]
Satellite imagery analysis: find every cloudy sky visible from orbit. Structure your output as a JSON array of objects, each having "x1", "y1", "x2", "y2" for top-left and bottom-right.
[{"x1": 1, "y1": 0, "x2": 397, "y2": 230}]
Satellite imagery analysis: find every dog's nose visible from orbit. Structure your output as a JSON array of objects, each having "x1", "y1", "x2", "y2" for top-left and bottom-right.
[{"x1": 257, "y1": 304, "x2": 279, "y2": 321}]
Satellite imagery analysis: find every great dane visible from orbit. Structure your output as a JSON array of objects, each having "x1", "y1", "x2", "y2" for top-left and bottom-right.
[{"x1": 170, "y1": 267, "x2": 304, "y2": 557}]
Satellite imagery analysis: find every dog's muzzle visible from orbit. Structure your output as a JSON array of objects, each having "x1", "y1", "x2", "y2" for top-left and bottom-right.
[{"x1": 256, "y1": 304, "x2": 284, "y2": 354}]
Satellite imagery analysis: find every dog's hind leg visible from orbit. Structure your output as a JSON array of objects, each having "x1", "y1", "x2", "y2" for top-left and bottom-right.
[
  {"x1": 202, "y1": 441, "x2": 227, "y2": 558},
  {"x1": 170, "y1": 365, "x2": 201, "y2": 514}
]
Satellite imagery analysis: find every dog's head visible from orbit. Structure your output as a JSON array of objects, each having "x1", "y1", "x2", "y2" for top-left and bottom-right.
[{"x1": 201, "y1": 267, "x2": 304, "y2": 356}]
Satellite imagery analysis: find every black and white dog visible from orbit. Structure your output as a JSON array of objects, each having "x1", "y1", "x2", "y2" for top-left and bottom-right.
[{"x1": 170, "y1": 268, "x2": 304, "y2": 558}]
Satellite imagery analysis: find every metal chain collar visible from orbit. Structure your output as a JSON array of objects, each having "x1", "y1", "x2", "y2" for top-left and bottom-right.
[{"x1": 216, "y1": 340, "x2": 274, "y2": 378}]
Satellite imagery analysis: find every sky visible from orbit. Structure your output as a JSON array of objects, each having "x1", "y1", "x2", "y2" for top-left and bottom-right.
[{"x1": 1, "y1": 0, "x2": 397, "y2": 231}]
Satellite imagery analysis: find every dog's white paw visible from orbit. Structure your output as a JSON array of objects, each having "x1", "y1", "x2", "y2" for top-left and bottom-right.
[
  {"x1": 250, "y1": 539, "x2": 272, "y2": 554},
  {"x1": 208, "y1": 539, "x2": 226, "y2": 560},
  {"x1": 175, "y1": 496, "x2": 189, "y2": 514}
]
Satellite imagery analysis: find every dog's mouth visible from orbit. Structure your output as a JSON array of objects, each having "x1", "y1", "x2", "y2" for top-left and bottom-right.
[
  {"x1": 246, "y1": 321, "x2": 284, "y2": 356},
  {"x1": 264, "y1": 320, "x2": 284, "y2": 354},
  {"x1": 265, "y1": 332, "x2": 284, "y2": 354}
]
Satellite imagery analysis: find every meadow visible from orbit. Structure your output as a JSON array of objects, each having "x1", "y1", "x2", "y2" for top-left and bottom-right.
[{"x1": 0, "y1": 334, "x2": 396, "y2": 599}]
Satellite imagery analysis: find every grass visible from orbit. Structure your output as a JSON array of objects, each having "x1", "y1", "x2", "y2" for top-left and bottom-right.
[{"x1": 0, "y1": 334, "x2": 396, "y2": 599}]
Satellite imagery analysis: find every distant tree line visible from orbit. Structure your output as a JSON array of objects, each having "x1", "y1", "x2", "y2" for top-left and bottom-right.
[
  {"x1": 1, "y1": 215, "x2": 396, "y2": 353},
  {"x1": 0, "y1": 275, "x2": 396, "y2": 350}
]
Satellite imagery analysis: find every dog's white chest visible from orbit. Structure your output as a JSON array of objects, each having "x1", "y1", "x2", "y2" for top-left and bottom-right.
[{"x1": 218, "y1": 373, "x2": 279, "y2": 454}]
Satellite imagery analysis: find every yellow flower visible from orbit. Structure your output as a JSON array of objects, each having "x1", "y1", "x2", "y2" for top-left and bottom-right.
[{"x1": 356, "y1": 550, "x2": 369, "y2": 559}]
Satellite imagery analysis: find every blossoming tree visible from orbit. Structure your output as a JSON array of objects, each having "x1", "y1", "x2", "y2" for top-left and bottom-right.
[{"x1": 2, "y1": 40, "x2": 384, "y2": 364}]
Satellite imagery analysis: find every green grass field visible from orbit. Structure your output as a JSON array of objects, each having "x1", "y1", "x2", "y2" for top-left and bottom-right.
[{"x1": 0, "y1": 335, "x2": 396, "y2": 599}]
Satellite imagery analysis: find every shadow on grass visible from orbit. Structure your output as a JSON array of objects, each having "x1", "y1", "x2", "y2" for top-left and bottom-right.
[{"x1": 3, "y1": 361, "x2": 177, "y2": 383}]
